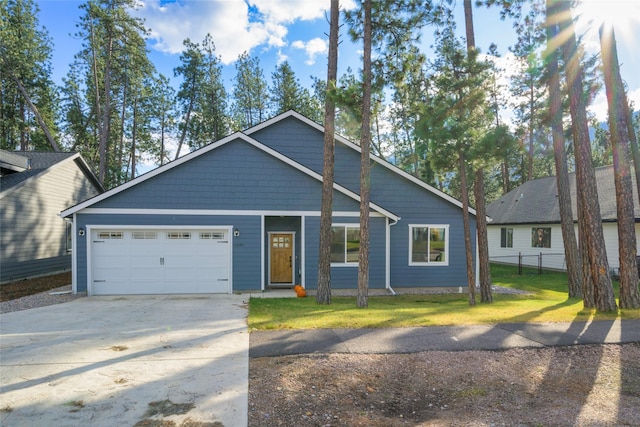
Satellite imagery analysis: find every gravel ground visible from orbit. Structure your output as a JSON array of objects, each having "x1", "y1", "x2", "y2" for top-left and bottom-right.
[
  {"x1": 0, "y1": 284, "x2": 83, "y2": 314},
  {"x1": 249, "y1": 344, "x2": 640, "y2": 427}
]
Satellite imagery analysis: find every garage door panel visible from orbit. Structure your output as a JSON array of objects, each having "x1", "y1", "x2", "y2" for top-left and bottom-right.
[{"x1": 91, "y1": 228, "x2": 230, "y2": 295}]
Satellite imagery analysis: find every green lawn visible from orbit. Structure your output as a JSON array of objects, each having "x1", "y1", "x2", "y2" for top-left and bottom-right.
[{"x1": 248, "y1": 264, "x2": 640, "y2": 330}]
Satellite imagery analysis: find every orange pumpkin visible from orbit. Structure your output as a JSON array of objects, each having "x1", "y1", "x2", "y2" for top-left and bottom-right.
[{"x1": 296, "y1": 288, "x2": 307, "y2": 297}]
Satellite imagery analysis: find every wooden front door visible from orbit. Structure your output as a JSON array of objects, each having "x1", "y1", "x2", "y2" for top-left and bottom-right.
[{"x1": 270, "y1": 233, "x2": 293, "y2": 284}]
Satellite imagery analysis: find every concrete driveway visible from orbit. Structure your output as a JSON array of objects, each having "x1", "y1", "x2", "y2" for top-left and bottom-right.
[{"x1": 0, "y1": 295, "x2": 249, "y2": 427}]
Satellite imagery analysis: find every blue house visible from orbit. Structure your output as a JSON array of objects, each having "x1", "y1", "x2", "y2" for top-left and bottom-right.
[{"x1": 61, "y1": 111, "x2": 477, "y2": 295}]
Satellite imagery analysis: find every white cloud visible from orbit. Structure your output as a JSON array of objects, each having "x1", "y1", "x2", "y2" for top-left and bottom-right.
[
  {"x1": 131, "y1": 0, "x2": 354, "y2": 65},
  {"x1": 292, "y1": 37, "x2": 328, "y2": 65},
  {"x1": 276, "y1": 50, "x2": 288, "y2": 65},
  {"x1": 589, "y1": 92, "x2": 609, "y2": 122}
]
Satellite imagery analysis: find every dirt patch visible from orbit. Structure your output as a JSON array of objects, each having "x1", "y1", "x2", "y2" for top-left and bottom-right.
[
  {"x1": 144, "y1": 400, "x2": 195, "y2": 417},
  {"x1": 249, "y1": 343, "x2": 640, "y2": 426},
  {"x1": 134, "y1": 421, "x2": 224, "y2": 427},
  {"x1": 1, "y1": 272, "x2": 71, "y2": 301},
  {"x1": 133, "y1": 400, "x2": 224, "y2": 427}
]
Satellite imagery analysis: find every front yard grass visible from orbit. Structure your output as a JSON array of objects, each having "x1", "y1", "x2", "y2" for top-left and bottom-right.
[{"x1": 248, "y1": 264, "x2": 640, "y2": 330}]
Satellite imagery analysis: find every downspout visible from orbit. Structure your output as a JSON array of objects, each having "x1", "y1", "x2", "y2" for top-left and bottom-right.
[{"x1": 387, "y1": 217, "x2": 400, "y2": 295}]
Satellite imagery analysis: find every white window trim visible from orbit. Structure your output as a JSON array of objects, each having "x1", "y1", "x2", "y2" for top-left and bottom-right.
[
  {"x1": 408, "y1": 224, "x2": 450, "y2": 266},
  {"x1": 330, "y1": 223, "x2": 360, "y2": 267},
  {"x1": 500, "y1": 227, "x2": 514, "y2": 248}
]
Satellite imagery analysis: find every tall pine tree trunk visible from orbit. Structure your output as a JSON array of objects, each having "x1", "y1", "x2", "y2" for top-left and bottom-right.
[
  {"x1": 316, "y1": 0, "x2": 339, "y2": 305},
  {"x1": 624, "y1": 95, "x2": 640, "y2": 198},
  {"x1": 558, "y1": 1, "x2": 616, "y2": 312},
  {"x1": 464, "y1": 0, "x2": 488, "y2": 302},
  {"x1": 131, "y1": 97, "x2": 138, "y2": 181},
  {"x1": 12, "y1": 77, "x2": 60, "y2": 152},
  {"x1": 475, "y1": 169, "x2": 492, "y2": 302},
  {"x1": 546, "y1": 0, "x2": 582, "y2": 299},
  {"x1": 599, "y1": 25, "x2": 640, "y2": 309},
  {"x1": 357, "y1": 0, "x2": 372, "y2": 308},
  {"x1": 460, "y1": 152, "x2": 476, "y2": 305}
]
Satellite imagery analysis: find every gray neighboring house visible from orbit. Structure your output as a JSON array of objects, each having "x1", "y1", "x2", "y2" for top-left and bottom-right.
[
  {"x1": 486, "y1": 165, "x2": 640, "y2": 271},
  {"x1": 1, "y1": 150, "x2": 104, "y2": 283},
  {"x1": 61, "y1": 111, "x2": 478, "y2": 296}
]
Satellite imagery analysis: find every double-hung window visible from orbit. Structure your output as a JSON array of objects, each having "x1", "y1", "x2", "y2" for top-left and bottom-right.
[
  {"x1": 330, "y1": 225, "x2": 359, "y2": 265},
  {"x1": 409, "y1": 224, "x2": 449, "y2": 266},
  {"x1": 500, "y1": 227, "x2": 513, "y2": 248}
]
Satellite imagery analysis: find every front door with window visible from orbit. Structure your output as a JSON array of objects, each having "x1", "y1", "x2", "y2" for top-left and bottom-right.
[{"x1": 270, "y1": 233, "x2": 294, "y2": 285}]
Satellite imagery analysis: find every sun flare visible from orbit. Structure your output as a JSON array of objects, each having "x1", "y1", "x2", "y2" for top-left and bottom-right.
[{"x1": 573, "y1": 0, "x2": 640, "y2": 41}]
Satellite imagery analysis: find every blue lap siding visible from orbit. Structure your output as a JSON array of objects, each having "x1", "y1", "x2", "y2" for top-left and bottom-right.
[
  {"x1": 67, "y1": 112, "x2": 477, "y2": 294},
  {"x1": 303, "y1": 216, "x2": 387, "y2": 290},
  {"x1": 250, "y1": 115, "x2": 476, "y2": 288}
]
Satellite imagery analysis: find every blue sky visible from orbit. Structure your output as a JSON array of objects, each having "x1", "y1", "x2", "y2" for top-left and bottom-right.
[{"x1": 36, "y1": 0, "x2": 640, "y2": 123}]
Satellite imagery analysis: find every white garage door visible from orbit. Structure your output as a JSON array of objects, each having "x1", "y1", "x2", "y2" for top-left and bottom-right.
[{"x1": 90, "y1": 228, "x2": 231, "y2": 295}]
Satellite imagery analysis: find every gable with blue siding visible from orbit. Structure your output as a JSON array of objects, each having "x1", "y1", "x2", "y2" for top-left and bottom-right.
[
  {"x1": 248, "y1": 113, "x2": 476, "y2": 289},
  {"x1": 63, "y1": 111, "x2": 476, "y2": 295},
  {"x1": 91, "y1": 138, "x2": 360, "y2": 212}
]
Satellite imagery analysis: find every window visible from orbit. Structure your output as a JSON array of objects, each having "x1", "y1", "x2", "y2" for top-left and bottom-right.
[
  {"x1": 500, "y1": 227, "x2": 513, "y2": 248},
  {"x1": 330, "y1": 225, "x2": 359, "y2": 265},
  {"x1": 200, "y1": 232, "x2": 225, "y2": 240},
  {"x1": 132, "y1": 231, "x2": 157, "y2": 239},
  {"x1": 409, "y1": 225, "x2": 449, "y2": 265},
  {"x1": 531, "y1": 227, "x2": 551, "y2": 248},
  {"x1": 167, "y1": 232, "x2": 191, "y2": 240},
  {"x1": 65, "y1": 221, "x2": 72, "y2": 252},
  {"x1": 98, "y1": 231, "x2": 123, "y2": 239}
]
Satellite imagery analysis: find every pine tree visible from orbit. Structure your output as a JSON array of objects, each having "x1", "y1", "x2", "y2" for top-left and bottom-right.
[
  {"x1": 418, "y1": 24, "x2": 492, "y2": 306},
  {"x1": 316, "y1": 0, "x2": 340, "y2": 305},
  {"x1": 557, "y1": 0, "x2": 616, "y2": 312},
  {"x1": 72, "y1": 0, "x2": 152, "y2": 186},
  {"x1": 173, "y1": 38, "x2": 203, "y2": 159},
  {"x1": 231, "y1": 52, "x2": 268, "y2": 130},
  {"x1": 0, "y1": 0, "x2": 59, "y2": 151},
  {"x1": 545, "y1": 0, "x2": 582, "y2": 299},
  {"x1": 599, "y1": 24, "x2": 640, "y2": 309}
]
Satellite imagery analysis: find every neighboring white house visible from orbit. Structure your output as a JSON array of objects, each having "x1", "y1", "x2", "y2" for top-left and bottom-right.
[{"x1": 486, "y1": 165, "x2": 639, "y2": 272}]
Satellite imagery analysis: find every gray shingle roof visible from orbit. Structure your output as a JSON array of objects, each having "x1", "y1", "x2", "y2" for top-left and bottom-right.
[
  {"x1": 486, "y1": 165, "x2": 639, "y2": 224},
  {"x1": 0, "y1": 150, "x2": 77, "y2": 192}
]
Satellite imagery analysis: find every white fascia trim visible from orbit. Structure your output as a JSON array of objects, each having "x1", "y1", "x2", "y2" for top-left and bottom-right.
[
  {"x1": 246, "y1": 110, "x2": 475, "y2": 216},
  {"x1": 87, "y1": 224, "x2": 234, "y2": 230},
  {"x1": 77, "y1": 208, "x2": 387, "y2": 218}
]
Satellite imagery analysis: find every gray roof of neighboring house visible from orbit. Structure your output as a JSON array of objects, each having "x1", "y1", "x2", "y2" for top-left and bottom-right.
[
  {"x1": 0, "y1": 150, "x2": 100, "y2": 193},
  {"x1": 486, "y1": 165, "x2": 640, "y2": 224}
]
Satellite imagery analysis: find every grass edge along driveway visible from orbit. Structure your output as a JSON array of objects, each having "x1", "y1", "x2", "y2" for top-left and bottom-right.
[{"x1": 248, "y1": 265, "x2": 640, "y2": 330}]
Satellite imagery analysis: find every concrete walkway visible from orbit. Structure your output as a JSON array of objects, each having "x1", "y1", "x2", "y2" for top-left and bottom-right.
[
  {"x1": 249, "y1": 319, "x2": 640, "y2": 357},
  {"x1": 0, "y1": 295, "x2": 249, "y2": 427}
]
